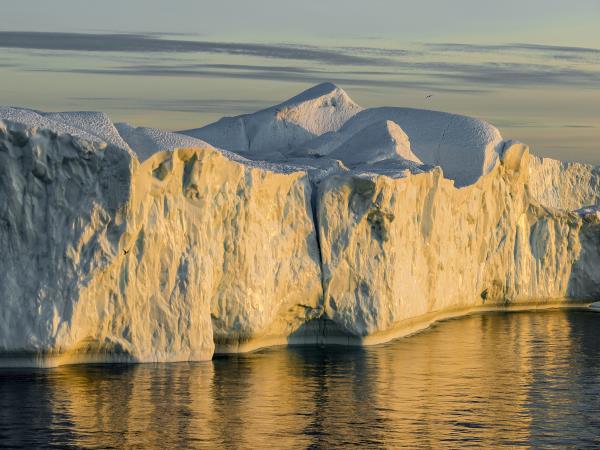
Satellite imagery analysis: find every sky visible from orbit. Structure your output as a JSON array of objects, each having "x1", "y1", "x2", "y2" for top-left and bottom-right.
[{"x1": 0, "y1": 0, "x2": 599, "y2": 163}]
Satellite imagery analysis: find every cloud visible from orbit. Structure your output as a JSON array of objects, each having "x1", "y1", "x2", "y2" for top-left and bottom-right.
[
  {"x1": 425, "y1": 42, "x2": 600, "y2": 65},
  {"x1": 118, "y1": 61, "x2": 600, "y2": 88},
  {"x1": 31, "y1": 65, "x2": 487, "y2": 94},
  {"x1": 425, "y1": 42, "x2": 600, "y2": 55},
  {"x1": 192, "y1": 61, "x2": 600, "y2": 88},
  {"x1": 110, "y1": 62, "x2": 401, "y2": 77},
  {"x1": 427, "y1": 64, "x2": 600, "y2": 87},
  {"x1": 491, "y1": 119, "x2": 596, "y2": 129},
  {"x1": 336, "y1": 46, "x2": 419, "y2": 57},
  {"x1": 70, "y1": 97, "x2": 271, "y2": 114},
  {"x1": 29, "y1": 57, "x2": 600, "y2": 90},
  {"x1": 4, "y1": 31, "x2": 599, "y2": 92},
  {"x1": 0, "y1": 31, "x2": 390, "y2": 66}
]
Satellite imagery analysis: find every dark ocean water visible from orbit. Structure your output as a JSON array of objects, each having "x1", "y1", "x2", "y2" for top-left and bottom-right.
[{"x1": 2, "y1": 309, "x2": 600, "y2": 448}]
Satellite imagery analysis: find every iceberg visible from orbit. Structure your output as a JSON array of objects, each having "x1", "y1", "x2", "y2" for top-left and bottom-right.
[{"x1": 0, "y1": 83, "x2": 598, "y2": 365}]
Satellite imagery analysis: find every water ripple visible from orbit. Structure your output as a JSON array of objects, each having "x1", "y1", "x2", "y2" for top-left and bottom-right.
[{"x1": 1, "y1": 310, "x2": 600, "y2": 448}]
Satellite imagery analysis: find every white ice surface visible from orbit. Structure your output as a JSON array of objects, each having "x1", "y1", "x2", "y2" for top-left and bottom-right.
[
  {"x1": 114, "y1": 122, "x2": 213, "y2": 162},
  {"x1": 183, "y1": 85, "x2": 502, "y2": 186},
  {"x1": 329, "y1": 120, "x2": 423, "y2": 167},
  {"x1": 0, "y1": 107, "x2": 102, "y2": 144},
  {"x1": 42, "y1": 111, "x2": 131, "y2": 151},
  {"x1": 300, "y1": 106, "x2": 502, "y2": 186},
  {"x1": 179, "y1": 82, "x2": 363, "y2": 155}
]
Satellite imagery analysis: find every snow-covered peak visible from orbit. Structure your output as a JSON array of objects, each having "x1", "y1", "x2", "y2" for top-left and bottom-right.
[
  {"x1": 179, "y1": 82, "x2": 363, "y2": 156},
  {"x1": 274, "y1": 82, "x2": 359, "y2": 112},
  {"x1": 276, "y1": 82, "x2": 340, "y2": 104},
  {"x1": 329, "y1": 120, "x2": 423, "y2": 167}
]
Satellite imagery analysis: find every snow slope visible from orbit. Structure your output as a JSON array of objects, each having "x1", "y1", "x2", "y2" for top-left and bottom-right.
[
  {"x1": 0, "y1": 83, "x2": 599, "y2": 365},
  {"x1": 179, "y1": 82, "x2": 362, "y2": 155},
  {"x1": 328, "y1": 120, "x2": 423, "y2": 167},
  {"x1": 299, "y1": 107, "x2": 502, "y2": 186},
  {"x1": 114, "y1": 122, "x2": 213, "y2": 162},
  {"x1": 42, "y1": 111, "x2": 131, "y2": 151},
  {"x1": 330, "y1": 120, "x2": 419, "y2": 164}
]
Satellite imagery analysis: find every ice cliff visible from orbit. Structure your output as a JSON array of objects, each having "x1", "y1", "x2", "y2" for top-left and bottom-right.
[
  {"x1": 1, "y1": 83, "x2": 598, "y2": 365},
  {"x1": 0, "y1": 120, "x2": 321, "y2": 364}
]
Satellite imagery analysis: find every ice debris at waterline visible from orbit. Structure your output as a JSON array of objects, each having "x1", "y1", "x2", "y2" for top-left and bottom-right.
[{"x1": 1, "y1": 83, "x2": 599, "y2": 366}]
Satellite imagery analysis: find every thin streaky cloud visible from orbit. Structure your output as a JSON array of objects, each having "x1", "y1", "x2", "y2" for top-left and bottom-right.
[
  {"x1": 101, "y1": 60, "x2": 600, "y2": 87},
  {"x1": 334, "y1": 46, "x2": 418, "y2": 57},
  {"x1": 0, "y1": 31, "x2": 390, "y2": 66},
  {"x1": 426, "y1": 42, "x2": 600, "y2": 55},
  {"x1": 120, "y1": 63, "x2": 404, "y2": 77},
  {"x1": 429, "y1": 67, "x2": 600, "y2": 87},
  {"x1": 512, "y1": 43, "x2": 600, "y2": 55},
  {"x1": 30, "y1": 66, "x2": 487, "y2": 94},
  {"x1": 491, "y1": 119, "x2": 597, "y2": 129},
  {"x1": 26, "y1": 57, "x2": 600, "y2": 89},
  {"x1": 66, "y1": 60, "x2": 600, "y2": 79},
  {"x1": 3, "y1": 31, "x2": 598, "y2": 75},
  {"x1": 129, "y1": 63, "x2": 318, "y2": 73},
  {"x1": 70, "y1": 97, "x2": 272, "y2": 114}
]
